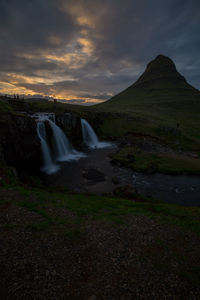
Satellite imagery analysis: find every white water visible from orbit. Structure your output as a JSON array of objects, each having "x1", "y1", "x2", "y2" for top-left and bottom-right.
[
  {"x1": 81, "y1": 119, "x2": 112, "y2": 149},
  {"x1": 48, "y1": 119, "x2": 85, "y2": 162},
  {"x1": 36, "y1": 113, "x2": 85, "y2": 174},
  {"x1": 36, "y1": 121, "x2": 60, "y2": 175}
]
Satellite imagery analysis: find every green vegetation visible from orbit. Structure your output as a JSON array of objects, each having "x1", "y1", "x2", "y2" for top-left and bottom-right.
[
  {"x1": 0, "y1": 163, "x2": 18, "y2": 187},
  {"x1": 111, "y1": 147, "x2": 200, "y2": 175},
  {"x1": 93, "y1": 55, "x2": 200, "y2": 146},
  {"x1": 0, "y1": 99, "x2": 12, "y2": 112},
  {"x1": 26, "y1": 99, "x2": 88, "y2": 114},
  {"x1": 0, "y1": 184, "x2": 200, "y2": 235},
  {"x1": 94, "y1": 97, "x2": 200, "y2": 148},
  {"x1": 96, "y1": 114, "x2": 156, "y2": 139}
]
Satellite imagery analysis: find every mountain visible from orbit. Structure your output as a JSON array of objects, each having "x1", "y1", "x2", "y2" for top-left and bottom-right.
[
  {"x1": 131, "y1": 55, "x2": 197, "y2": 91},
  {"x1": 95, "y1": 55, "x2": 200, "y2": 119}
]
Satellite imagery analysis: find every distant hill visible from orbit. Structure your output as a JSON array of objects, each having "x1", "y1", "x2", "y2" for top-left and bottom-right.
[{"x1": 25, "y1": 97, "x2": 50, "y2": 103}]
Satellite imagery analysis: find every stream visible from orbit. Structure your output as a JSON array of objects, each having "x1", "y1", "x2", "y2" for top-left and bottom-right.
[{"x1": 45, "y1": 147, "x2": 200, "y2": 206}]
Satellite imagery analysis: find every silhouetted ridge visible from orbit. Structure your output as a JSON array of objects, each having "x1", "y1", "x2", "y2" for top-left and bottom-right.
[
  {"x1": 96, "y1": 54, "x2": 200, "y2": 111},
  {"x1": 146, "y1": 55, "x2": 177, "y2": 72},
  {"x1": 133, "y1": 54, "x2": 187, "y2": 89}
]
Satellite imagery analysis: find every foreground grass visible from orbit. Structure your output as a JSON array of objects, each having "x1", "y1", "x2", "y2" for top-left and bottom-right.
[
  {"x1": 0, "y1": 99, "x2": 13, "y2": 112},
  {"x1": 0, "y1": 185, "x2": 200, "y2": 235},
  {"x1": 111, "y1": 147, "x2": 200, "y2": 175},
  {"x1": 1, "y1": 183, "x2": 200, "y2": 293}
]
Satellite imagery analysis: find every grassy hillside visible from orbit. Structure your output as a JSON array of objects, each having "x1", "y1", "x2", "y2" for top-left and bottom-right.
[
  {"x1": 0, "y1": 98, "x2": 12, "y2": 112},
  {"x1": 26, "y1": 99, "x2": 89, "y2": 114},
  {"x1": 94, "y1": 55, "x2": 200, "y2": 142}
]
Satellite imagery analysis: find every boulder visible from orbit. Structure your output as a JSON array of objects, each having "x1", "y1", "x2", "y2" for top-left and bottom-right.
[{"x1": 113, "y1": 184, "x2": 138, "y2": 199}]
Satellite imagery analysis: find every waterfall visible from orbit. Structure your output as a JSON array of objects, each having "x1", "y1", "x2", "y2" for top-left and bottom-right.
[
  {"x1": 81, "y1": 119, "x2": 112, "y2": 149},
  {"x1": 36, "y1": 114, "x2": 112, "y2": 175},
  {"x1": 36, "y1": 121, "x2": 60, "y2": 175},
  {"x1": 48, "y1": 119, "x2": 85, "y2": 162},
  {"x1": 36, "y1": 113, "x2": 85, "y2": 174}
]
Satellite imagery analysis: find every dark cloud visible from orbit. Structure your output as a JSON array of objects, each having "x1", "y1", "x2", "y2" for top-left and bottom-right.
[
  {"x1": 0, "y1": 0, "x2": 75, "y2": 48},
  {"x1": 0, "y1": 0, "x2": 199, "y2": 102}
]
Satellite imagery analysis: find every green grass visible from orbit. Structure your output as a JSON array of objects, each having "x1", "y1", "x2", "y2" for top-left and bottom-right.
[
  {"x1": 1, "y1": 185, "x2": 200, "y2": 235},
  {"x1": 26, "y1": 100, "x2": 88, "y2": 114},
  {"x1": 96, "y1": 114, "x2": 156, "y2": 139},
  {"x1": 92, "y1": 110, "x2": 200, "y2": 154},
  {"x1": 0, "y1": 164, "x2": 19, "y2": 187},
  {"x1": 1, "y1": 184, "x2": 200, "y2": 287},
  {"x1": 111, "y1": 147, "x2": 200, "y2": 175},
  {"x1": 0, "y1": 99, "x2": 13, "y2": 112}
]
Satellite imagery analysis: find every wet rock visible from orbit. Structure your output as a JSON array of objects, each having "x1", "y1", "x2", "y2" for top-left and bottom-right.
[
  {"x1": 113, "y1": 184, "x2": 138, "y2": 199},
  {"x1": 112, "y1": 176, "x2": 120, "y2": 184},
  {"x1": 88, "y1": 296, "x2": 97, "y2": 300},
  {"x1": 55, "y1": 113, "x2": 82, "y2": 147},
  {"x1": 158, "y1": 125, "x2": 182, "y2": 136},
  {"x1": 82, "y1": 168, "x2": 105, "y2": 183},
  {"x1": 126, "y1": 154, "x2": 135, "y2": 162},
  {"x1": 190, "y1": 153, "x2": 199, "y2": 159}
]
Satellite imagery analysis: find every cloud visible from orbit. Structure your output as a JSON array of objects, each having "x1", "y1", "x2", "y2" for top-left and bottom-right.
[{"x1": 0, "y1": 0, "x2": 199, "y2": 102}]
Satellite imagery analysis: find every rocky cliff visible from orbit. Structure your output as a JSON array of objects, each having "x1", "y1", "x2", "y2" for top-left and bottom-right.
[
  {"x1": 55, "y1": 113, "x2": 82, "y2": 147},
  {"x1": 0, "y1": 111, "x2": 83, "y2": 174},
  {"x1": 0, "y1": 113, "x2": 41, "y2": 173}
]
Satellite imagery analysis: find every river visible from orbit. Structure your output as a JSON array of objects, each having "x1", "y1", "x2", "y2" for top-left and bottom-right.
[{"x1": 45, "y1": 146, "x2": 200, "y2": 206}]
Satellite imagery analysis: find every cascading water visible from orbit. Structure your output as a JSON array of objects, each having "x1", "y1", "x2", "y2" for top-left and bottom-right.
[
  {"x1": 36, "y1": 114, "x2": 112, "y2": 174},
  {"x1": 81, "y1": 119, "x2": 112, "y2": 149},
  {"x1": 48, "y1": 119, "x2": 85, "y2": 162},
  {"x1": 36, "y1": 120, "x2": 59, "y2": 175},
  {"x1": 36, "y1": 113, "x2": 85, "y2": 174}
]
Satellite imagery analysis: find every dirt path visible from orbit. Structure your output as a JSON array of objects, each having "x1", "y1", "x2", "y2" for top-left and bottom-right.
[{"x1": 0, "y1": 191, "x2": 200, "y2": 299}]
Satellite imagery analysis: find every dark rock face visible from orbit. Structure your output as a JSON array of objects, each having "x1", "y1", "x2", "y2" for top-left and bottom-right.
[
  {"x1": 0, "y1": 113, "x2": 41, "y2": 173},
  {"x1": 0, "y1": 112, "x2": 84, "y2": 174},
  {"x1": 113, "y1": 184, "x2": 138, "y2": 199},
  {"x1": 55, "y1": 113, "x2": 82, "y2": 147},
  {"x1": 82, "y1": 168, "x2": 105, "y2": 184}
]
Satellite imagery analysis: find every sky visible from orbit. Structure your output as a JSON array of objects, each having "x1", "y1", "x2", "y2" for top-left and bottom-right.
[{"x1": 0, "y1": 0, "x2": 199, "y2": 105}]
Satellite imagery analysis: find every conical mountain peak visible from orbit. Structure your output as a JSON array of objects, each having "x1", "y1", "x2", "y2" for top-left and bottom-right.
[
  {"x1": 133, "y1": 54, "x2": 187, "y2": 88},
  {"x1": 146, "y1": 55, "x2": 177, "y2": 72},
  {"x1": 97, "y1": 54, "x2": 199, "y2": 111}
]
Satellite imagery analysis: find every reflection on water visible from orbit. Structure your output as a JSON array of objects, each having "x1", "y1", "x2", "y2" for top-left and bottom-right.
[{"x1": 133, "y1": 172, "x2": 200, "y2": 206}]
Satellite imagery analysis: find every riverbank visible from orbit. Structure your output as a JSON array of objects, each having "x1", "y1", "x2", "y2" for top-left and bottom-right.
[{"x1": 44, "y1": 147, "x2": 200, "y2": 206}]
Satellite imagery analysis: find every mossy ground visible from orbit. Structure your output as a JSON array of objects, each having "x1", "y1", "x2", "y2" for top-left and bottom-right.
[
  {"x1": 0, "y1": 99, "x2": 12, "y2": 112},
  {"x1": 111, "y1": 147, "x2": 200, "y2": 175}
]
